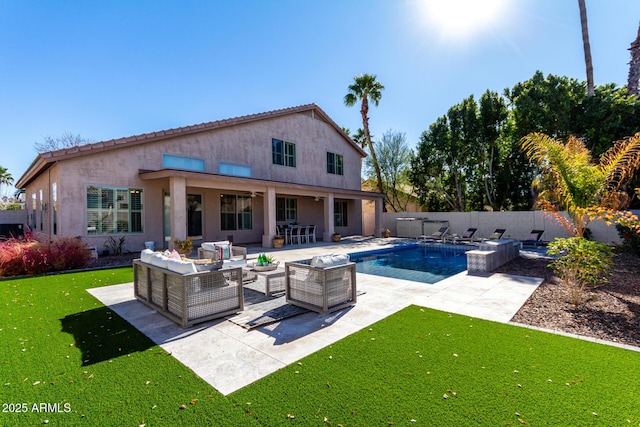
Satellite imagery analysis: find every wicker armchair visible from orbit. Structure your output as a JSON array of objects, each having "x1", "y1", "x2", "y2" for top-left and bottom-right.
[
  {"x1": 197, "y1": 241, "x2": 247, "y2": 262},
  {"x1": 285, "y1": 256, "x2": 356, "y2": 314},
  {"x1": 133, "y1": 260, "x2": 243, "y2": 327},
  {"x1": 197, "y1": 242, "x2": 255, "y2": 283}
]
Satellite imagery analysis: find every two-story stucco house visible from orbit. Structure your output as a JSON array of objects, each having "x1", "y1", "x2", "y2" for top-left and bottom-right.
[{"x1": 15, "y1": 104, "x2": 384, "y2": 252}]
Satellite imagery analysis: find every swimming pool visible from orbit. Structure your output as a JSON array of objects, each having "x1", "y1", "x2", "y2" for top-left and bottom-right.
[{"x1": 349, "y1": 243, "x2": 470, "y2": 284}]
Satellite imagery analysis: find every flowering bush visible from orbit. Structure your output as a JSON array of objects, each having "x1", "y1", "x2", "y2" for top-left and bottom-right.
[
  {"x1": 616, "y1": 223, "x2": 640, "y2": 257},
  {"x1": 0, "y1": 234, "x2": 91, "y2": 277}
]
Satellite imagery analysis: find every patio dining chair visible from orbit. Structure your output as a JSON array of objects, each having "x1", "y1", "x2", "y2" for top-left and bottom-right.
[
  {"x1": 306, "y1": 224, "x2": 317, "y2": 243},
  {"x1": 290, "y1": 225, "x2": 303, "y2": 244}
]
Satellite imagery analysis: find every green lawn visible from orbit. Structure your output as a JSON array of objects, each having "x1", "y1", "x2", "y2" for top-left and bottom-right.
[{"x1": 2, "y1": 269, "x2": 639, "y2": 426}]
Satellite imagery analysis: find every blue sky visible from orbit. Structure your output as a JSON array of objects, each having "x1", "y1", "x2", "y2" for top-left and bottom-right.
[{"x1": 1, "y1": 0, "x2": 639, "y2": 195}]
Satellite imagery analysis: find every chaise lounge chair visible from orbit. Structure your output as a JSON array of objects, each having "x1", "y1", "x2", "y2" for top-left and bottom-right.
[
  {"x1": 485, "y1": 228, "x2": 506, "y2": 240},
  {"x1": 457, "y1": 227, "x2": 478, "y2": 243},
  {"x1": 521, "y1": 229, "x2": 545, "y2": 247},
  {"x1": 419, "y1": 226, "x2": 450, "y2": 242}
]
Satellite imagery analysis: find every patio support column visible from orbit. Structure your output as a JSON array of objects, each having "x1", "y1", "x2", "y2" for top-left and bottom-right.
[
  {"x1": 169, "y1": 176, "x2": 187, "y2": 250},
  {"x1": 323, "y1": 193, "x2": 335, "y2": 241},
  {"x1": 262, "y1": 186, "x2": 277, "y2": 248},
  {"x1": 374, "y1": 197, "x2": 383, "y2": 237}
]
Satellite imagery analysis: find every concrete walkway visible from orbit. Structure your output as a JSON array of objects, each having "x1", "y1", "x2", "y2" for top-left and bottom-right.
[{"x1": 88, "y1": 237, "x2": 543, "y2": 395}]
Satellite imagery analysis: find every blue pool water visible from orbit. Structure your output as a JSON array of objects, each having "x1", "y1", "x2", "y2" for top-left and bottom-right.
[{"x1": 349, "y1": 244, "x2": 469, "y2": 284}]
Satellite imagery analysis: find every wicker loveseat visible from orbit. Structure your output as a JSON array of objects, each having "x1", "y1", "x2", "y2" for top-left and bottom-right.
[
  {"x1": 285, "y1": 254, "x2": 357, "y2": 314},
  {"x1": 133, "y1": 251, "x2": 243, "y2": 327}
]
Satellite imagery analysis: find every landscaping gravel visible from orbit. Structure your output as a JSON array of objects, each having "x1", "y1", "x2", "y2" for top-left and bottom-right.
[{"x1": 499, "y1": 249, "x2": 640, "y2": 348}]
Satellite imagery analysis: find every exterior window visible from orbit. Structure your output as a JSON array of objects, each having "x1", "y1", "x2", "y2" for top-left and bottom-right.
[
  {"x1": 272, "y1": 139, "x2": 296, "y2": 167},
  {"x1": 276, "y1": 197, "x2": 297, "y2": 222},
  {"x1": 334, "y1": 200, "x2": 348, "y2": 227},
  {"x1": 162, "y1": 154, "x2": 205, "y2": 172},
  {"x1": 31, "y1": 193, "x2": 36, "y2": 230},
  {"x1": 52, "y1": 182, "x2": 57, "y2": 235},
  {"x1": 187, "y1": 194, "x2": 203, "y2": 239},
  {"x1": 327, "y1": 152, "x2": 344, "y2": 175},
  {"x1": 221, "y1": 195, "x2": 252, "y2": 231},
  {"x1": 39, "y1": 189, "x2": 43, "y2": 231},
  {"x1": 86, "y1": 186, "x2": 143, "y2": 234},
  {"x1": 220, "y1": 162, "x2": 252, "y2": 177}
]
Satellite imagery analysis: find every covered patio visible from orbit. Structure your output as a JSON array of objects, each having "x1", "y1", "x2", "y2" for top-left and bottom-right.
[{"x1": 139, "y1": 169, "x2": 385, "y2": 249}]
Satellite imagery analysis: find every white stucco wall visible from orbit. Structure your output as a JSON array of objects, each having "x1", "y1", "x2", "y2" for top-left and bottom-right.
[{"x1": 367, "y1": 210, "x2": 639, "y2": 245}]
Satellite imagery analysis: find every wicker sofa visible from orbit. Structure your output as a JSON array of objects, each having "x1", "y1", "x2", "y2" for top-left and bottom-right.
[
  {"x1": 133, "y1": 253, "x2": 243, "y2": 328},
  {"x1": 285, "y1": 254, "x2": 357, "y2": 314}
]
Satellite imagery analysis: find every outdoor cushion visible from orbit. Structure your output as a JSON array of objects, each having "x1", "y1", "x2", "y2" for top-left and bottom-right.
[
  {"x1": 201, "y1": 242, "x2": 217, "y2": 251},
  {"x1": 461, "y1": 230, "x2": 475, "y2": 238},
  {"x1": 525, "y1": 233, "x2": 539, "y2": 241},
  {"x1": 150, "y1": 252, "x2": 169, "y2": 269},
  {"x1": 166, "y1": 249, "x2": 182, "y2": 260},
  {"x1": 311, "y1": 254, "x2": 350, "y2": 268},
  {"x1": 140, "y1": 249, "x2": 154, "y2": 264},
  {"x1": 166, "y1": 258, "x2": 197, "y2": 275},
  {"x1": 215, "y1": 243, "x2": 231, "y2": 260},
  {"x1": 201, "y1": 241, "x2": 232, "y2": 259},
  {"x1": 224, "y1": 258, "x2": 244, "y2": 266}
]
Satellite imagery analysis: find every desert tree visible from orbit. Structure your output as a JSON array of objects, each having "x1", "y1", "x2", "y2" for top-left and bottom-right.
[{"x1": 34, "y1": 132, "x2": 92, "y2": 153}]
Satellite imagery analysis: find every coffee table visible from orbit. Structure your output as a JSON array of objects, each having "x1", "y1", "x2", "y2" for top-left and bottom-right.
[{"x1": 243, "y1": 266, "x2": 286, "y2": 296}]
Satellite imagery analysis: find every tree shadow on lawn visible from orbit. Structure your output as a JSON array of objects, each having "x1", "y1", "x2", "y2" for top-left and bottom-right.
[{"x1": 60, "y1": 305, "x2": 155, "y2": 366}]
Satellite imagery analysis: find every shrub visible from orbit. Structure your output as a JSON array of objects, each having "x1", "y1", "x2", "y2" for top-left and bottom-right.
[
  {"x1": 547, "y1": 237, "x2": 613, "y2": 306},
  {"x1": 0, "y1": 235, "x2": 91, "y2": 277},
  {"x1": 104, "y1": 236, "x2": 126, "y2": 256},
  {"x1": 0, "y1": 235, "x2": 39, "y2": 276},
  {"x1": 615, "y1": 223, "x2": 640, "y2": 257},
  {"x1": 173, "y1": 238, "x2": 192, "y2": 255}
]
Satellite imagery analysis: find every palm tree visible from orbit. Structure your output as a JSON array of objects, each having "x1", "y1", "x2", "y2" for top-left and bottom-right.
[
  {"x1": 578, "y1": 0, "x2": 594, "y2": 96},
  {"x1": 628, "y1": 22, "x2": 640, "y2": 97},
  {"x1": 344, "y1": 73, "x2": 385, "y2": 194},
  {"x1": 520, "y1": 132, "x2": 640, "y2": 236},
  {"x1": 0, "y1": 166, "x2": 13, "y2": 198}
]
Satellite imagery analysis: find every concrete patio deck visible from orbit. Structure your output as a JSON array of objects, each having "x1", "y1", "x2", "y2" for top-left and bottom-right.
[{"x1": 88, "y1": 237, "x2": 543, "y2": 396}]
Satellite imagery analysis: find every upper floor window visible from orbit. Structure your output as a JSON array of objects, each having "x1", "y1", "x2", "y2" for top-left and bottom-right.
[
  {"x1": 327, "y1": 152, "x2": 344, "y2": 175},
  {"x1": 220, "y1": 162, "x2": 252, "y2": 178},
  {"x1": 87, "y1": 186, "x2": 143, "y2": 234},
  {"x1": 272, "y1": 139, "x2": 296, "y2": 167},
  {"x1": 162, "y1": 154, "x2": 205, "y2": 172}
]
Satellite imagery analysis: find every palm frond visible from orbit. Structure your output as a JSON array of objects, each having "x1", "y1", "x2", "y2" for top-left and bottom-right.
[{"x1": 599, "y1": 132, "x2": 640, "y2": 193}]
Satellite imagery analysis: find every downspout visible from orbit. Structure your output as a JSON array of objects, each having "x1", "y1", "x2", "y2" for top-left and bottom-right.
[{"x1": 47, "y1": 167, "x2": 52, "y2": 242}]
